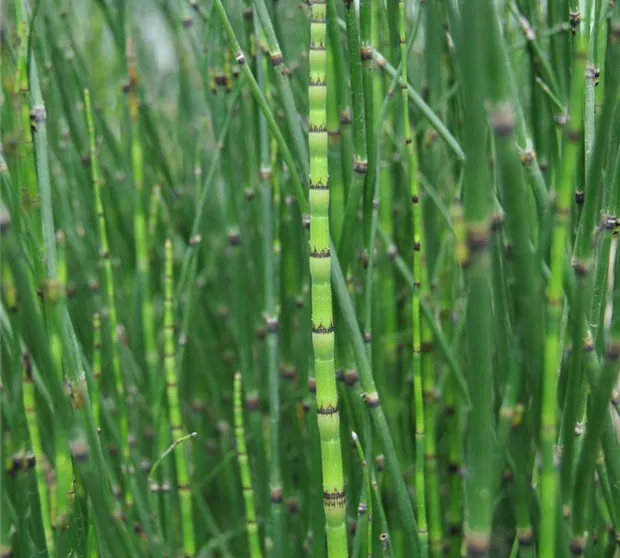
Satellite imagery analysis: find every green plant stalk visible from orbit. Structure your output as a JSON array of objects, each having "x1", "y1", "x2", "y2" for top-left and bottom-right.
[
  {"x1": 439, "y1": 236, "x2": 463, "y2": 558},
  {"x1": 308, "y1": 1, "x2": 348, "y2": 555},
  {"x1": 583, "y1": 11, "x2": 620, "y2": 345},
  {"x1": 397, "y1": 2, "x2": 428, "y2": 552},
  {"x1": 163, "y1": 239, "x2": 195, "y2": 556},
  {"x1": 486, "y1": 0, "x2": 544, "y2": 412},
  {"x1": 84, "y1": 88, "x2": 129, "y2": 494},
  {"x1": 540, "y1": 30, "x2": 587, "y2": 558},
  {"x1": 570, "y1": 241, "x2": 620, "y2": 553},
  {"x1": 325, "y1": 0, "x2": 353, "y2": 202},
  {"x1": 337, "y1": 0, "x2": 368, "y2": 276},
  {"x1": 512, "y1": 406, "x2": 536, "y2": 558},
  {"x1": 327, "y1": 31, "x2": 345, "y2": 248},
  {"x1": 359, "y1": 0, "x2": 375, "y2": 249},
  {"x1": 351, "y1": 431, "x2": 371, "y2": 558},
  {"x1": 458, "y1": 2, "x2": 495, "y2": 555},
  {"x1": 126, "y1": 37, "x2": 157, "y2": 408},
  {"x1": 21, "y1": 350, "x2": 53, "y2": 554},
  {"x1": 233, "y1": 372, "x2": 263, "y2": 558},
  {"x1": 257, "y1": 30, "x2": 284, "y2": 556},
  {"x1": 24, "y1": 24, "x2": 76, "y2": 538},
  {"x1": 14, "y1": 0, "x2": 40, "y2": 231},
  {"x1": 570, "y1": 14, "x2": 620, "y2": 549}
]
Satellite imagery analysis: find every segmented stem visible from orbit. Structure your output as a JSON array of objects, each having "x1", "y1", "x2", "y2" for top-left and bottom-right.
[
  {"x1": 164, "y1": 239, "x2": 195, "y2": 556},
  {"x1": 234, "y1": 372, "x2": 263, "y2": 558},
  {"x1": 83, "y1": 89, "x2": 129, "y2": 484},
  {"x1": 309, "y1": 1, "x2": 347, "y2": 555},
  {"x1": 540, "y1": 33, "x2": 587, "y2": 558},
  {"x1": 398, "y1": 1, "x2": 428, "y2": 552}
]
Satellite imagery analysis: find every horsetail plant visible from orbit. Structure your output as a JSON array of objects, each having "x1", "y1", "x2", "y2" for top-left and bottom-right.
[
  {"x1": 234, "y1": 371, "x2": 263, "y2": 558},
  {"x1": 398, "y1": 1, "x2": 428, "y2": 553},
  {"x1": 163, "y1": 238, "x2": 195, "y2": 556},
  {"x1": 3, "y1": 1, "x2": 620, "y2": 557},
  {"x1": 308, "y1": 0, "x2": 348, "y2": 555}
]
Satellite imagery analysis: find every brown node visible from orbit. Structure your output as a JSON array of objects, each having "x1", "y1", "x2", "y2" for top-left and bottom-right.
[
  {"x1": 246, "y1": 393, "x2": 260, "y2": 411},
  {"x1": 464, "y1": 533, "x2": 490, "y2": 557},
  {"x1": 574, "y1": 189, "x2": 585, "y2": 204},
  {"x1": 271, "y1": 486, "x2": 283, "y2": 503},
  {"x1": 360, "y1": 46, "x2": 373, "y2": 61},
  {"x1": 308, "y1": 377, "x2": 317, "y2": 394},
  {"x1": 286, "y1": 498, "x2": 299, "y2": 513},
  {"x1": 344, "y1": 369, "x2": 359, "y2": 386},
  {"x1": 70, "y1": 439, "x2": 89, "y2": 463},
  {"x1": 467, "y1": 225, "x2": 490, "y2": 252},
  {"x1": 491, "y1": 105, "x2": 515, "y2": 137},
  {"x1": 364, "y1": 392, "x2": 380, "y2": 408},
  {"x1": 569, "y1": 536, "x2": 586, "y2": 555}
]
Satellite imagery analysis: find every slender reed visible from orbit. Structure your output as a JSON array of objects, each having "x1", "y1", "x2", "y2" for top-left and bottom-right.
[{"x1": 308, "y1": 1, "x2": 347, "y2": 555}]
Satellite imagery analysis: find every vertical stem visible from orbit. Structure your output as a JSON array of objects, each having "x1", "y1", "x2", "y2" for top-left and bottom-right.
[
  {"x1": 397, "y1": 2, "x2": 428, "y2": 553},
  {"x1": 540, "y1": 29, "x2": 587, "y2": 558},
  {"x1": 234, "y1": 372, "x2": 263, "y2": 558},
  {"x1": 163, "y1": 239, "x2": 195, "y2": 556},
  {"x1": 458, "y1": 1, "x2": 495, "y2": 555},
  {"x1": 309, "y1": 1, "x2": 348, "y2": 555}
]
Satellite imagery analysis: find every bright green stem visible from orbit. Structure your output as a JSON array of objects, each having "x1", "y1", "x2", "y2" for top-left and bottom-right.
[
  {"x1": 163, "y1": 239, "x2": 195, "y2": 556},
  {"x1": 234, "y1": 372, "x2": 263, "y2": 558},
  {"x1": 397, "y1": 1, "x2": 428, "y2": 552},
  {"x1": 21, "y1": 352, "x2": 54, "y2": 554},
  {"x1": 309, "y1": 1, "x2": 348, "y2": 555},
  {"x1": 540, "y1": 33, "x2": 587, "y2": 558}
]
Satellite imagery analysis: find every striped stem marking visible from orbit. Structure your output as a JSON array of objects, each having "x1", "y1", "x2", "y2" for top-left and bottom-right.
[{"x1": 309, "y1": 1, "x2": 348, "y2": 555}]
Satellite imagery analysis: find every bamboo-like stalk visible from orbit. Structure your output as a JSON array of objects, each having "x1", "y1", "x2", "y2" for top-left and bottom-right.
[
  {"x1": 125, "y1": 36, "x2": 158, "y2": 416},
  {"x1": 234, "y1": 371, "x2": 263, "y2": 558},
  {"x1": 539, "y1": 26, "x2": 587, "y2": 558},
  {"x1": 397, "y1": 1, "x2": 428, "y2": 553},
  {"x1": 257, "y1": 24, "x2": 284, "y2": 555},
  {"x1": 308, "y1": 1, "x2": 348, "y2": 555},
  {"x1": 163, "y1": 238, "x2": 195, "y2": 556},
  {"x1": 458, "y1": 2, "x2": 495, "y2": 556}
]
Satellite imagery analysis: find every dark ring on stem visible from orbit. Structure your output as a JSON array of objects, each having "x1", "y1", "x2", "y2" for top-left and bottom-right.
[
  {"x1": 323, "y1": 490, "x2": 345, "y2": 507},
  {"x1": 312, "y1": 323, "x2": 335, "y2": 334},
  {"x1": 317, "y1": 404, "x2": 338, "y2": 416}
]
